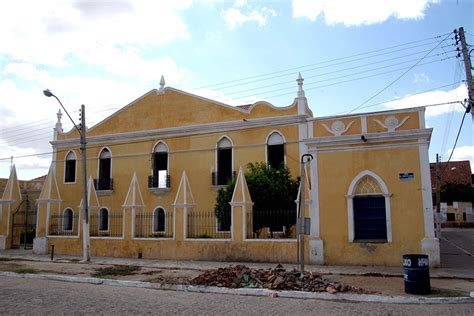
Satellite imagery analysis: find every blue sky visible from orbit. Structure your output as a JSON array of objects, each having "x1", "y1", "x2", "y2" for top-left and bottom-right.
[{"x1": 0, "y1": 0, "x2": 472, "y2": 180}]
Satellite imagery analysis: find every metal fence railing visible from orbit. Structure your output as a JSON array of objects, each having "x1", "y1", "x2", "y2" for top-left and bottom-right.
[
  {"x1": 134, "y1": 211, "x2": 174, "y2": 238},
  {"x1": 49, "y1": 214, "x2": 80, "y2": 236},
  {"x1": 187, "y1": 211, "x2": 231, "y2": 239},
  {"x1": 211, "y1": 171, "x2": 236, "y2": 186},
  {"x1": 90, "y1": 212, "x2": 123, "y2": 238},
  {"x1": 246, "y1": 209, "x2": 297, "y2": 239},
  {"x1": 94, "y1": 178, "x2": 113, "y2": 191},
  {"x1": 148, "y1": 174, "x2": 171, "y2": 189}
]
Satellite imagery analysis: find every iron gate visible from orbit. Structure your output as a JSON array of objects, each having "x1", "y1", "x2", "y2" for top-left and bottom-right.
[{"x1": 11, "y1": 196, "x2": 37, "y2": 249}]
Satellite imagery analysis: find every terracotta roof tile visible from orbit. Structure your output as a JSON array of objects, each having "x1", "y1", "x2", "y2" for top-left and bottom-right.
[{"x1": 430, "y1": 160, "x2": 473, "y2": 191}]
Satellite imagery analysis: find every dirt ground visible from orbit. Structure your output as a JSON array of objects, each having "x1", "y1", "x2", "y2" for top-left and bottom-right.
[{"x1": 1, "y1": 259, "x2": 472, "y2": 297}]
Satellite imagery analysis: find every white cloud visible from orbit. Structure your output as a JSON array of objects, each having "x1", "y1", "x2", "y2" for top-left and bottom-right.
[
  {"x1": 222, "y1": 1, "x2": 277, "y2": 29},
  {"x1": 446, "y1": 146, "x2": 474, "y2": 171},
  {"x1": 0, "y1": 0, "x2": 190, "y2": 66},
  {"x1": 292, "y1": 0, "x2": 439, "y2": 26},
  {"x1": 383, "y1": 84, "x2": 468, "y2": 117},
  {"x1": 413, "y1": 73, "x2": 430, "y2": 84},
  {"x1": 0, "y1": 140, "x2": 52, "y2": 179}
]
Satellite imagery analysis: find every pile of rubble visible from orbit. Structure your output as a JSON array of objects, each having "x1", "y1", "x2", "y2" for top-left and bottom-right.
[{"x1": 190, "y1": 264, "x2": 367, "y2": 294}]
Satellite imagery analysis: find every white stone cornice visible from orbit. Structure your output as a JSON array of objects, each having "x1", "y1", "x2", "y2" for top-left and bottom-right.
[
  {"x1": 51, "y1": 115, "x2": 308, "y2": 148},
  {"x1": 308, "y1": 105, "x2": 425, "y2": 122},
  {"x1": 305, "y1": 128, "x2": 432, "y2": 149}
]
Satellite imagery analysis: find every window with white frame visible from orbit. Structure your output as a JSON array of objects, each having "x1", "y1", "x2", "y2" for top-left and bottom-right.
[
  {"x1": 266, "y1": 132, "x2": 285, "y2": 169},
  {"x1": 151, "y1": 142, "x2": 169, "y2": 188},
  {"x1": 347, "y1": 171, "x2": 392, "y2": 243},
  {"x1": 97, "y1": 148, "x2": 112, "y2": 190},
  {"x1": 99, "y1": 208, "x2": 109, "y2": 231},
  {"x1": 63, "y1": 208, "x2": 74, "y2": 231},
  {"x1": 64, "y1": 151, "x2": 76, "y2": 183},
  {"x1": 215, "y1": 137, "x2": 233, "y2": 185},
  {"x1": 153, "y1": 207, "x2": 166, "y2": 232}
]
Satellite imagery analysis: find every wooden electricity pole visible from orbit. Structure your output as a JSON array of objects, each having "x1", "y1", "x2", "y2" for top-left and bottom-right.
[{"x1": 457, "y1": 27, "x2": 473, "y2": 117}]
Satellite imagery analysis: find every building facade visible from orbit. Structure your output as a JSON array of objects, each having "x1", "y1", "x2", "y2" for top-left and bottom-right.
[{"x1": 0, "y1": 75, "x2": 439, "y2": 266}]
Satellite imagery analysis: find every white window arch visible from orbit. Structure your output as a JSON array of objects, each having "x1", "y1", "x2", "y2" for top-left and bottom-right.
[
  {"x1": 99, "y1": 207, "x2": 109, "y2": 232},
  {"x1": 97, "y1": 147, "x2": 112, "y2": 190},
  {"x1": 151, "y1": 141, "x2": 169, "y2": 188},
  {"x1": 63, "y1": 208, "x2": 74, "y2": 231},
  {"x1": 64, "y1": 151, "x2": 77, "y2": 183},
  {"x1": 153, "y1": 207, "x2": 166, "y2": 233},
  {"x1": 266, "y1": 131, "x2": 286, "y2": 169},
  {"x1": 215, "y1": 136, "x2": 234, "y2": 185},
  {"x1": 347, "y1": 170, "x2": 392, "y2": 243}
]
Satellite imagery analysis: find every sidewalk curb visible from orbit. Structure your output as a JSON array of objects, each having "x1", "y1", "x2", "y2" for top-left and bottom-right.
[{"x1": 1, "y1": 271, "x2": 473, "y2": 305}]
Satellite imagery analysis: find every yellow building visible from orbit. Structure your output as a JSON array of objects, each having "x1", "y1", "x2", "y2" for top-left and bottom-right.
[{"x1": 0, "y1": 75, "x2": 439, "y2": 267}]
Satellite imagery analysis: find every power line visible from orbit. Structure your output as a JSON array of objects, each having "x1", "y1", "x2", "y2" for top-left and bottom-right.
[
  {"x1": 0, "y1": 52, "x2": 455, "y2": 139},
  {"x1": 255, "y1": 56, "x2": 454, "y2": 101},
  {"x1": 223, "y1": 48, "x2": 454, "y2": 97},
  {"x1": 197, "y1": 33, "x2": 451, "y2": 90},
  {"x1": 0, "y1": 99, "x2": 466, "y2": 163},
  {"x1": 346, "y1": 32, "x2": 453, "y2": 114},
  {"x1": 441, "y1": 110, "x2": 468, "y2": 175}
]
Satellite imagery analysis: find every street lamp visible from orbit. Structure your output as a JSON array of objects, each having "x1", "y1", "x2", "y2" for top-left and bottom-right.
[{"x1": 43, "y1": 89, "x2": 90, "y2": 262}]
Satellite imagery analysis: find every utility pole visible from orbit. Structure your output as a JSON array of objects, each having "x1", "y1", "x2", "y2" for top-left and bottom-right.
[
  {"x1": 457, "y1": 27, "x2": 473, "y2": 117},
  {"x1": 435, "y1": 154, "x2": 441, "y2": 238},
  {"x1": 43, "y1": 90, "x2": 90, "y2": 262},
  {"x1": 80, "y1": 104, "x2": 91, "y2": 262},
  {"x1": 298, "y1": 154, "x2": 313, "y2": 272}
]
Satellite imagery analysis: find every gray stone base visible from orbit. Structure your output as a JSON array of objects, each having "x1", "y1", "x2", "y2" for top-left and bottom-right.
[
  {"x1": 33, "y1": 237, "x2": 49, "y2": 255},
  {"x1": 421, "y1": 237, "x2": 440, "y2": 268},
  {"x1": 0, "y1": 235, "x2": 7, "y2": 250},
  {"x1": 309, "y1": 238, "x2": 324, "y2": 265}
]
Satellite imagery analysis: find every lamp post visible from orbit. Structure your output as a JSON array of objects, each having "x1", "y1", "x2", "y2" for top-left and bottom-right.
[{"x1": 43, "y1": 89, "x2": 90, "y2": 262}]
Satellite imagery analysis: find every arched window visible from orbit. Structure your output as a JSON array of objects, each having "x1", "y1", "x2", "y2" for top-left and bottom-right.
[
  {"x1": 347, "y1": 171, "x2": 392, "y2": 243},
  {"x1": 64, "y1": 151, "x2": 76, "y2": 183},
  {"x1": 151, "y1": 142, "x2": 169, "y2": 188},
  {"x1": 266, "y1": 131, "x2": 285, "y2": 169},
  {"x1": 215, "y1": 136, "x2": 233, "y2": 185},
  {"x1": 153, "y1": 208, "x2": 166, "y2": 233},
  {"x1": 97, "y1": 148, "x2": 112, "y2": 190},
  {"x1": 63, "y1": 208, "x2": 74, "y2": 231},
  {"x1": 99, "y1": 208, "x2": 109, "y2": 231}
]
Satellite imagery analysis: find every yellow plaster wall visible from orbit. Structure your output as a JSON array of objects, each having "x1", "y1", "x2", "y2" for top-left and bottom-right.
[
  {"x1": 318, "y1": 145, "x2": 425, "y2": 266},
  {"x1": 58, "y1": 90, "x2": 299, "y2": 139},
  {"x1": 49, "y1": 116, "x2": 302, "y2": 261},
  {"x1": 313, "y1": 117, "x2": 362, "y2": 137},
  {"x1": 367, "y1": 112, "x2": 419, "y2": 133}
]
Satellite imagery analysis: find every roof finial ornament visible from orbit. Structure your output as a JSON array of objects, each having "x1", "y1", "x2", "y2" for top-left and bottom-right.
[
  {"x1": 297, "y1": 72, "x2": 305, "y2": 98},
  {"x1": 159, "y1": 75, "x2": 166, "y2": 94},
  {"x1": 55, "y1": 109, "x2": 63, "y2": 133}
]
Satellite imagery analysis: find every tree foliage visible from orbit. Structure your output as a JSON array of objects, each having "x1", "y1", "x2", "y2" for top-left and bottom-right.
[
  {"x1": 440, "y1": 183, "x2": 474, "y2": 204},
  {"x1": 214, "y1": 162, "x2": 300, "y2": 231}
]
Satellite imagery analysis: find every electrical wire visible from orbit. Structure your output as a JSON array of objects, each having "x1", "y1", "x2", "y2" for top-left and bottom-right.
[
  {"x1": 197, "y1": 33, "x2": 451, "y2": 89},
  {"x1": 0, "y1": 99, "x2": 466, "y2": 163},
  {"x1": 346, "y1": 32, "x2": 453, "y2": 114},
  {"x1": 441, "y1": 110, "x2": 468, "y2": 175}
]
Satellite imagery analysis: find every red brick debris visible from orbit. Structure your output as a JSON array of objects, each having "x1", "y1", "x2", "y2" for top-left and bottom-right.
[{"x1": 190, "y1": 264, "x2": 368, "y2": 294}]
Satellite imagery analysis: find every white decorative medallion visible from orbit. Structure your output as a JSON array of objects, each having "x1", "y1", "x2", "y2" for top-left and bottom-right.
[
  {"x1": 374, "y1": 116, "x2": 410, "y2": 132},
  {"x1": 322, "y1": 120, "x2": 354, "y2": 136}
]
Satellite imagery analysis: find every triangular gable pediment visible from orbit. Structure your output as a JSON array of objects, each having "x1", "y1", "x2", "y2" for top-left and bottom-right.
[
  {"x1": 37, "y1": 165, "x2": 61, "y2": 203},
  {"x1": 122, "y1": 173, "x2": 144, "y2": 208},
  {"x1": 173, "y1": 171, "x2": 195, "y2": 207},
  {"x1": 0, "y1": 165, "x2": 22, "y2": 204},
  {"x1": 61, "y1": 87, "x2": 298, "y2": 138},
  {"x1": 231, "y1": 167, "x2": 252, "y2": 205},
  {"x1": 79, "y1": 177, "x2": 101, "y2": 210}
]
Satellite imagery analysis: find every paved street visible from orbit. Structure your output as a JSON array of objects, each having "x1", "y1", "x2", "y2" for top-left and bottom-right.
[
  {"x1": 1, "y1": 277, "x2": 473, "y2": 315},
  {"x1": 440, "y1": 228, "x2": 474, "y2": 270}
]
